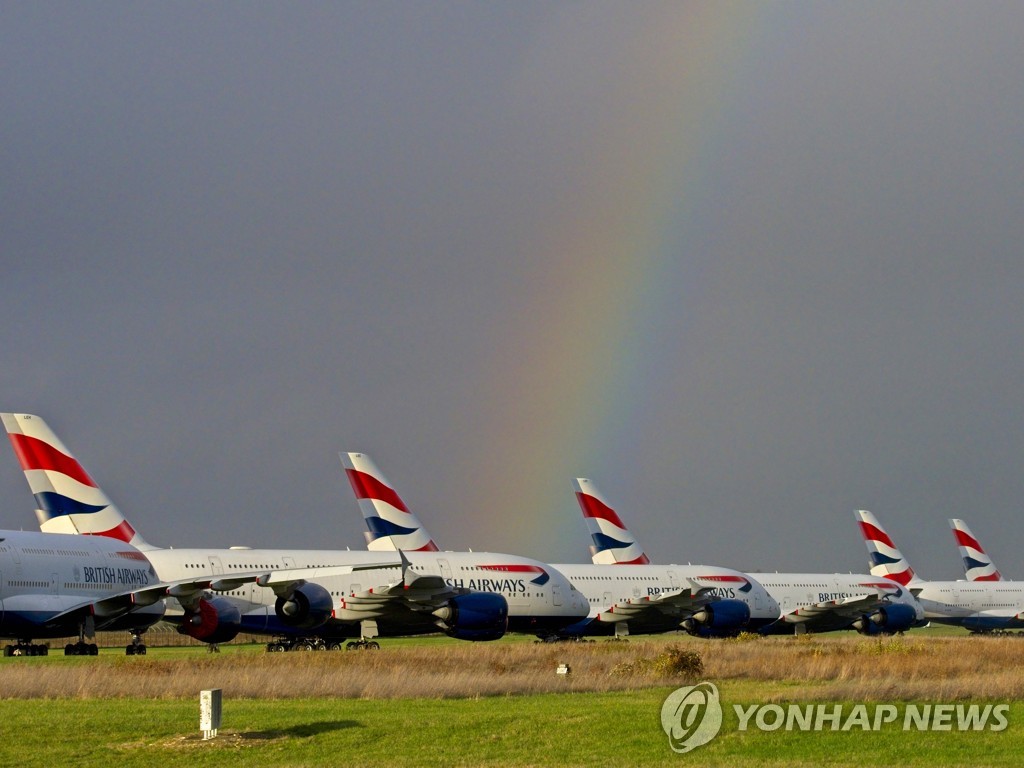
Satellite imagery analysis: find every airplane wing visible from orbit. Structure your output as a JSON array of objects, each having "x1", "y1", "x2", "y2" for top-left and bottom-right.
[
  {"x1": 781, "y1": 592, "x2": 889, "y2": 630},
  {"x1": 119, "y1": 558, "x2": 402, "y2": 605},
  {"x1": 43, "y1": 559, "x2": 406, "y2": 628},
  {"x1": 592, "y1": 578, "x2": 714, "y2": 625},
  {"x1": 334, "y1": 552, "x2": 485, "y2": 625}
]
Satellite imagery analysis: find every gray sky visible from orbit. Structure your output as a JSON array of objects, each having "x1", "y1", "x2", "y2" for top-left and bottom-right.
[{"x1": 3, "y1": 3, "x2": 1023, "y2": 579}]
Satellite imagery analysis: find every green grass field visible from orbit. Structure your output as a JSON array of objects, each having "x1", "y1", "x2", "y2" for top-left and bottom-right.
[
  {"x1": 0, "y1": 628, "x2": 1020, "y2": 767},
  {"x1": 0, "y1": 688, "x2": 1018, "y2": 767}
]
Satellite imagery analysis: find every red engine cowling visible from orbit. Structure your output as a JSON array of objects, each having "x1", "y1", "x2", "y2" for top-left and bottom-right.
[{"x1": 179, "y1": 596, "x2": 242, "y2": 644}]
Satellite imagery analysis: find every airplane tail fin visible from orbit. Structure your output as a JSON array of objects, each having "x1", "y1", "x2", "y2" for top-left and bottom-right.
[
  {"x1": 949, "y1": 518, "x2": 1002, "y2": 581},
  {"x1": 573, "y1": 478, "x2": 650, "y2": 565},
  {"x1": 340, "y1": 452, "x2": 439, "y2": 552},
  {"x1": 853, "y1": 509, "x2": 920, "y2": 586},
  {"x1": 0, "y1": 413, "x2": 153, "y2": 550}
]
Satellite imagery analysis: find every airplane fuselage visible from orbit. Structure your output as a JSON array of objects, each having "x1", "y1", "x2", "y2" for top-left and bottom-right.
[
  {"x1": 0, "y1": 530, "x2": 164, "y2": 639},
  {"x1": 552, "y1": 562, "x2": 781, "y2": 635},
  {"x1": 751, "y1": 572, "x2": 925, "y2": 634},
  {"x1": 146, "y1": 547, "x2": 588, "y2": 636},
  {"x1": 910, "y1": 580, "x2": 1024, "y2": 631}
]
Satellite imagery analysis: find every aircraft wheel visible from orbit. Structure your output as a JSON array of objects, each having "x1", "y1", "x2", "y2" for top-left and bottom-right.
[
  {"x1": 367, "y1": 641, "x2": 380, "y2": 650},
  {"x1": 328, "y1": 642, "x2": 342, "y2": 651}
]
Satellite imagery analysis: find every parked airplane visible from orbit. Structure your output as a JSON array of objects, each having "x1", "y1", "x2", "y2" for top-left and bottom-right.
[
  {"x1": 856, "y1": 509, "x2": 1024, "y2": 632},
  {"x1": 949, "y1": 518, "x2": 1003, "y2": 581},
  {"x1": 572, "y1": 480, "x2": 923, "y2": 636},
  {"x1": 2, "y1": 414, "x2": 590, "y2": 648},
  {"x1": 342, "y1": 452, "x2": 590, "y2": 637},
  {"x1": 341, "y1": 454, "x2": 779, "y2": 638},
  {"x1": 0, "y1": 528, "x2": 165, "y2": 655},
  {"x1": 2, "y1": 414, "x2": 506, "y2": 647},
  {"x1": 0, "y1": 526, "x2": 380, "y2": 656}
]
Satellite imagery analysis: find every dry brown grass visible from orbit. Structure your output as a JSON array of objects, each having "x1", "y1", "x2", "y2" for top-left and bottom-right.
[
  {"x1": 2, "y1": 633, "x2": 1022, "y2": 700},
  {"x1": 701, "y1": 633, "x2": 1024, "y2": 701}
]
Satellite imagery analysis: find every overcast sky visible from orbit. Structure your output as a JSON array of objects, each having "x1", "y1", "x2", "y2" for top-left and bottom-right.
[{"x1": 3, "y1": 4, "x2": 1023, "y2": 579}]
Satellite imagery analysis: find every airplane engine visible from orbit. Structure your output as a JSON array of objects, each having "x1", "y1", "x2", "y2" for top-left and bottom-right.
[
  {"x1": 682, "y1": 599, "x2": 751, "y2": 637},
  {"x1": 179, "y1": 596, "x2": 243, "y2": 644},
  {"x1": 432, "y1": 592, "x2": 508, "y2": 641},
  {"x1": 852, "y1": 603, "x2": 918, "y2": 635},
  {"x1": 274, "y1": 582, "x2": 334, "y2": 630}
]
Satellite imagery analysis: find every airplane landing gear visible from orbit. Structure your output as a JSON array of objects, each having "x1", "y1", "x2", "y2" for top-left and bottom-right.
[
  {"x1": 65, "y1": 619, "x2": 98, "y2": 655},
  {"x1": 345, "y1": 639, "x2": 380, "y2": 650},
  {"x1": 264, "y1": 636, "x2": 346, "y2": 652},
  {"x1": 4, "y1": 639, "x2": 48, "y2": 656},
  {"x1": 64, "y1": 641, "x2": 98, "y2": 656},
  {"x1": 125, "y1": 631, "x2": 147, "y2": 656}
]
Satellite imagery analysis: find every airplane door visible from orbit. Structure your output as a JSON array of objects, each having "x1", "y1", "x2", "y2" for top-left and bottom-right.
[
  {"x1": 552, "y1": 585, "x2": 563, "y2": 607},
  {"x1": 208, "y1": 556, "x2": 223, "y2": 575},
  {"x1": 282, "y1": 556, "x2": 296, "y2": 569},
  {"x1": 667, "y1": 570, "x2": 680, "y2": 589},
  {"x1": 437, "y1": 559, "x2": 453, "y2": 581}
]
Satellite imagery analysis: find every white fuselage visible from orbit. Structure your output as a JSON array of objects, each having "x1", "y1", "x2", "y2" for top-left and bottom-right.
[
  {"x1": 146, "y1": 546, "x2": 588, "y2": 636},
  {"x1": 750, "y1": 572, "x2": 925, "y2": 634},
  {"x1": 552, "y1": 562, "x2": 781, "y2": 634},
  {"x1": 910, "y1": 580, "x2": 1024, "y2": 630},
  {"x1": 0, "y1": 530, "x2": 164, "y2": 639}
]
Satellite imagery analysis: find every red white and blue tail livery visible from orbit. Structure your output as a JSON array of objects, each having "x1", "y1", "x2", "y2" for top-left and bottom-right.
[
  {"x1": 341, "y1": 452, "x2": 439, "y2": 552},
  {"x1": 2, "y1": 413, "x2": 152, "y2": 550},
  {"x1": 852, "y1": 510, "x2": 1024, "y2": 631},
  {"x1": 854, "y1": 510, "x2": 920, "y2": 587},
  {"x1": 574, "y1": 478, "x2": 650, "y2": 565},
  {"x1": 950, "y1": 518, "x2": 1003, "y2": 582}
]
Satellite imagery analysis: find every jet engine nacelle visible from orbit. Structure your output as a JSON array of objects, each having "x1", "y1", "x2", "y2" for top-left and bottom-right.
[
  {"x1": 274, "y1": 582, "x2": 334, "y2": 630},
  {"x1": 853, "y1": 603, "x2": 918, "y2": 635},
  {"x1": 682, "y1": 599, "x2": 752, "y2": 637},
  {"x1": 432, "y1": 592, "x2": 508, "y2": 641},
  {"x1": 179, "y1": 596, "x2": 242, "y2": 644}
]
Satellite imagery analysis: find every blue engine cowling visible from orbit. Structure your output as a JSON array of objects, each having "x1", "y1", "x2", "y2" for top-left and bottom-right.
[
  {"x1": 854, "y1": 603, "x2": 917, "y2": 635},
  {"x1": 433, "y1": 592, "x2": 508, "y2": 641},
  {"x1": 274, "y1": 582, "x2": 334, "y2": 630},
  {"x1": 683, "y1": 599, "x2": 751, "y2": 637},
  {"x1": 179, "y1": 596, "x2": 243, "y2": 644}
]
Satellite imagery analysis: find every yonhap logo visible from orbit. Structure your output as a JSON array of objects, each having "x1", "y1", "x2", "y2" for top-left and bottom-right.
[
  {"x1": 660, "y1": 681, "x2": 723, "y2": 753},
  {"x1": 659, "y1": 682, "x2": 1010, "y2": 753}
]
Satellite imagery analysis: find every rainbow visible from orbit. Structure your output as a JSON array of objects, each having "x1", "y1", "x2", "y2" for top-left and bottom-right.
[{"x1": 454, "y1": 7, "x2": 776, "y2": 558}]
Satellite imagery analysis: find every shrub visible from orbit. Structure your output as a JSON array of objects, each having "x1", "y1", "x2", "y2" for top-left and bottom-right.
[{"x1": 609, "y1": 645, "x2": 703, "y2": 680}]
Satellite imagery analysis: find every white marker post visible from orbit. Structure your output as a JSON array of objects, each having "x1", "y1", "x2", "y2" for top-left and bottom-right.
[{"x1": 200, "y1": 689, "x2": 222, "y2": 740}]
